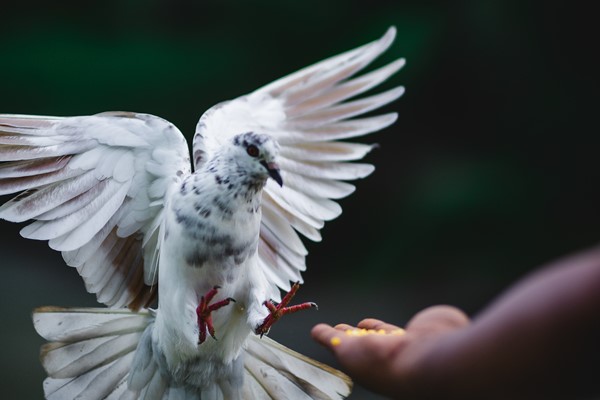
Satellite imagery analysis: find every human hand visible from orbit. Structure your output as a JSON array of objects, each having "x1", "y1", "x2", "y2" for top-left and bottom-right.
[{"x1": 311, "y1": 305, "x2": 469, "y2": 399}]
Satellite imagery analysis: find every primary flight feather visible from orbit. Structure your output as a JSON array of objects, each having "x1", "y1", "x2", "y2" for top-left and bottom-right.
[{"x1": 0, "y1": 27, "x2": 404, "y2": 399}]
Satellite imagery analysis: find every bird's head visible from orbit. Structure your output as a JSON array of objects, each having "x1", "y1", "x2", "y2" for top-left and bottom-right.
[{"x1": 230, "y1": 132, "x2": 282, "y2": 187}]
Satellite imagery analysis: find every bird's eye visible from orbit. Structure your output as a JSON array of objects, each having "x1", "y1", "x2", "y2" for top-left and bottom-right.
[{"x1": 247, "y1": 144, "x2": 259, "y2": 158}]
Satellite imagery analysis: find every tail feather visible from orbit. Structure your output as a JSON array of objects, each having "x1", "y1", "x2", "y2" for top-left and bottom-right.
[
  {"x1": 241, "y1": 373, "x2": 270, "y2": 399},
  {"x1": 33, "y1": 307, "x2": 352, "y2": 400},
  {"x1": 33, "y1": 307, "x2": 152, "y2": 400},
  {"x1": 244, "y1": 355, "x2": 315, "y2": 399},
  {"x1": 41, "y1": 332, "x2": 140, "y2": 378},
  {"x1": 244, "y1": 335, "x2": 352, "y2": 399},
  {"x1": 163, "y1": 387, "x2": 195, "y2": 400},
  {"x1": 84, "y1": 353, "x2": 133, "y2": 399},
  {"x1": 128, "y1": 325, "x2": 158, "y2": 391},
  {"x1": 140, "y1": 368, "x2": 169, "y2": 400},
  {"x1": 34, "y1": 306, "x2": 152, "y2": 342},
  {"x1": 42, "y1": 354, "x2": 132, "y2": 400}
]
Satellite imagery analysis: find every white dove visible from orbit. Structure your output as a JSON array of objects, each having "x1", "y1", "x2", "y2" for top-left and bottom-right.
[{"x1": 0, "y1": 27, "x2": 404, "y2": 399}]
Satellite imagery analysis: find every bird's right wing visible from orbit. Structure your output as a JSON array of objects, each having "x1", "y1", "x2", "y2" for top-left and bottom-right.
[{"x1": 0, "y1": 112, "x2": 191, "y2": 309}]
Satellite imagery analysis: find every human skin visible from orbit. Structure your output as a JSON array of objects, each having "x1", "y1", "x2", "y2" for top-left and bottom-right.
[{"x1": 312, "y1": 247, "x2": 600, "y2": 399}]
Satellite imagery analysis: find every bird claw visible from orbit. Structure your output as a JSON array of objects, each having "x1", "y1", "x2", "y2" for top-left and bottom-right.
[
  {"x1": 255, "y1": 282, "x2": 317, "y2": 337},
  {"x1": 196, "y1": 286, "x2": 235, "y2": 344}
]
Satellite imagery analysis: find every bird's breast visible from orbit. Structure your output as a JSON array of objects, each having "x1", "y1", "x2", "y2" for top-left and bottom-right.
[
  {"x1": 165, "y1": 184, "x2": 262, "y2": 281},
  {"x1": 176, "y1": 211, "x2": 258, "y2": 268}
]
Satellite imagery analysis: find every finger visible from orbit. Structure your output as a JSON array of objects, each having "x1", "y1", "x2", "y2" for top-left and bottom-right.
[
  {"x1": 334, "y1": 323, "x2": 356, "y2": 331},
  {"x1": 406, "y1": 305, "x2": 470, "y2": 335},
  {"x1": 311, "y1": 323, "x2": 346, "y2": 349},
  {"x1": 357, "y1": 318, "x2": 402, "y2": 332}
]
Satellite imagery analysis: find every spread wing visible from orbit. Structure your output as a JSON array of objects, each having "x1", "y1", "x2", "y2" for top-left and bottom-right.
[
  {"x1": 193, "y1": 27, "x2": 404, "y2": 296},
  {"x1": 0, "y1": 112, "x2": 191, "y2": 309}
]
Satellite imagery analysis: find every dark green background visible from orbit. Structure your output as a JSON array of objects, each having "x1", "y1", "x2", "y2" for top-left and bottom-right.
[{"x1": 1, "y1": 1, "x2": 597, "y2": 398}]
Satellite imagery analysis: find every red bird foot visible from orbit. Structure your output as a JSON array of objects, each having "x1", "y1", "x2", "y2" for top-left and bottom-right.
[
  {"x1": 255, "y1": 282, "x2": 317, "y2": 337},
  {"x1": 196, "y1": 286, "x2": 235, "y2": 344}
]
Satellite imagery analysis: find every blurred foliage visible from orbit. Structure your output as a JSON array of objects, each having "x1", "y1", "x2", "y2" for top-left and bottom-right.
[{"x1": 1, "y1": 1, "x2": 598, "y2": 398}]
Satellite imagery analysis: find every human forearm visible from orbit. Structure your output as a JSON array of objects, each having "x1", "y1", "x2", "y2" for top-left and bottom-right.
[{"x1": 412, "y1": 248, "x2": 600, "y2": 399}]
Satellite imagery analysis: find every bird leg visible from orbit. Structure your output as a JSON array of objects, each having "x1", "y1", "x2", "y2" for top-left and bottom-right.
[
  {"x1": 196, "y1": 286, "x2": 235, "y2": 344},
  {"x1": 255, "y1": 282, "x2": 317, "y2": 337}
]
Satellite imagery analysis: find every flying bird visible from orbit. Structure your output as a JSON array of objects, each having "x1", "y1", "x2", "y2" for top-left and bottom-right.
[{"x1": 0, "y1": 27, "x2": 404, "y2": 399}]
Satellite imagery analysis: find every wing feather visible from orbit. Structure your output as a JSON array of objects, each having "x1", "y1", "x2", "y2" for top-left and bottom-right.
[
  {"x1": 36, "y1": 179, "x2": 111, "y2": 221},
  {"x1": 278, "y1": 158, "x2": 375, "y2": 181},
  {"x1": 0, "y1": 163, "x2": 84, "y2": 195},
  {"x1": 193, "y1": 27, "x2": 403, "y2": 293},
  {"x1": 269, "y1": 184, "x2": 342, "y2": 222},
  {"x1": 86, "y1": 235, "x2": 134, "y2": 293},
  {"x1": 280, "y1": 173, "x2": 356, "y2": 200},
  {"x1": 284, "y1": 113, "x2": 398, "y2": 143},
  {"x1": 0, "y1": 169, "x2": 95, "y2": 222},
  {"x1": 0, "y1": 113, "x2": 191, "y2": 309},
  {"x1": 0, "y1": 156, "x2": 71, "y2": 178},
  {"x1": 260, "y1": 206, "x2": 307, "y2": 257},
  {"x1": 261, "y1": 195, "x2": 322, "y2": 242},
  {"x1": 281, "y1": 30, "x2": 395, "y2": 109},
  {"x1": 20, "y1": 180, "x2": 127, "y2": 241},
  {"x1": 95, "y1": 237, "x2": 143, "y2": 305},
  {"x1": 281, "y1": 141, "x2": 375, "y2": 162},
  {"x1": 263, "y1": 189, "x2": 324, "y2": 231},
  {"x1": 287, "y1": 86, "x2": 404, "y2": 129},
  {"x1": 256, "y1": 30, "x2": 386, "y2": 98},
  {"x1": 286, "y1": 58, "x2": 405, "y2": 119},
  {"x1": 258, "y1": 235, "x2": 303, "y2": 291},
  {"x1": 0, "y1": 140, "x2": 97, "y2": 161}
]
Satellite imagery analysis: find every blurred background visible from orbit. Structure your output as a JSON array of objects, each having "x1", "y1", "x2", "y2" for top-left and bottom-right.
[{"x1": 1, "y1": 1, "x2": 598, "y2": 398}]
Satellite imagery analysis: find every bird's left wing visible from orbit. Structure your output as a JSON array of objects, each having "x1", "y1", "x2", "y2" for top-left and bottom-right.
[
  {"x1": 193, "y1": 27, "x2": 404, "y2": 298},
  {"x1": 0, "y1": 112, "x2": 191, "y2": 309}
]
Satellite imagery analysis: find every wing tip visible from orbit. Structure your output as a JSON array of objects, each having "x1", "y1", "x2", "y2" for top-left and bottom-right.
[
  {"x1": 377, "y1": 86, "x2": 405, "y2": 110},
  {"x1": 395, "y1": 57, "x2": 407, "y2": 70},
  {"x1": 379, "y1": 112, "x2": 399, "y2": 129},
  {"x1": 393, "y1": 85, "x2": 406, "y2": 99},
  {"x1": 356, "y1": 163, "x2": 376, "y2": 179},
  {"x1": 382, "y1": 26, "x2": 397, "y2": 46},
  {"x1": 367, "y1": 26, "x2": 397, "y2": 62}
]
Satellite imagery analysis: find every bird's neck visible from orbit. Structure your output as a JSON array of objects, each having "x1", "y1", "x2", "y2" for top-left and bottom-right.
[{"x1": 202, "y1": 154, "x2": 267, "y2": 207}]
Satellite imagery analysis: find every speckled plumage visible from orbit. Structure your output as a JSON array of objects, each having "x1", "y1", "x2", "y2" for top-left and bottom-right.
[{"x1": 2, "y1": 27, "x2": 405, "y2": 399}]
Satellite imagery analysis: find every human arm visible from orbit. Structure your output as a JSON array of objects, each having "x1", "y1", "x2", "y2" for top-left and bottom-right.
[{"x1": 312, "y1": 247, "x2": 600, "y2": 399}]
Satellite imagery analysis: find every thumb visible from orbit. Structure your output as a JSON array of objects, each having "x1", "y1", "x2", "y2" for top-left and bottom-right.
[{"x1": 406, "y1": 305, "x2": 470, "y2": 336}]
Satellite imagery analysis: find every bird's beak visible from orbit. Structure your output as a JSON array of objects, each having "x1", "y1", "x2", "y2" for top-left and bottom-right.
[{"x1": 263, "y1": 161, "x2": 283, "y2": 187}]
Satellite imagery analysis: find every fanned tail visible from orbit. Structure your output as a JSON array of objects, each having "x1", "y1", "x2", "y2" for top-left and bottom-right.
[{"x1": 33, "y1": 307, "x2": 351, "y2": 399}]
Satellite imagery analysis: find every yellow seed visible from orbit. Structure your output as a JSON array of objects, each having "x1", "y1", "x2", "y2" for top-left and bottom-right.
[
  {"x1": 377, "y1": 329, "x2": 386, "y2": 335},
  {"x1": 330, "y1": 337, "x2": 342, "y2": 346},
  {"x1": 391, "y1": 328, "x2": 406, "y2": 336}
]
